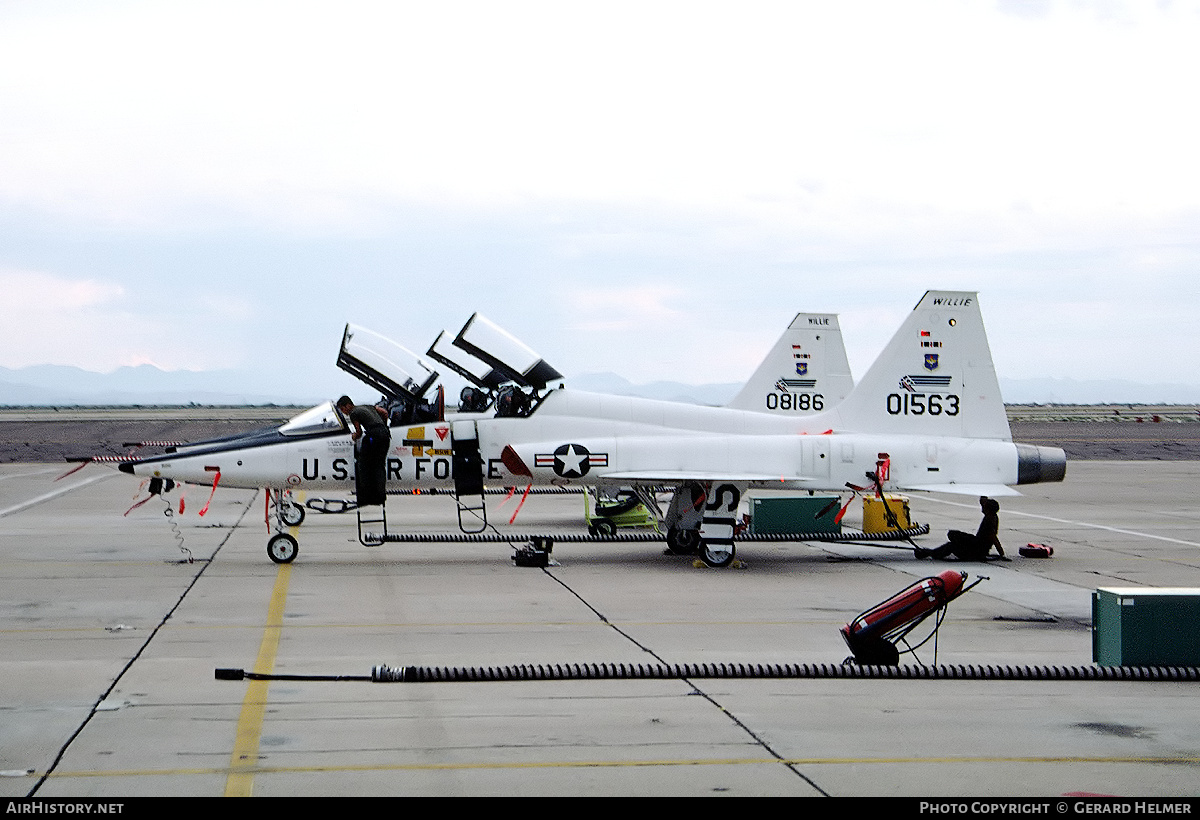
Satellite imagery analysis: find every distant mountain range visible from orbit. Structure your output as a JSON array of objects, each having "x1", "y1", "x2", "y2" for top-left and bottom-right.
[
  {"x1": 996, "y1": 378, "x2": 1200, "y2": 405},
  {"x1": 2, "y1": 364, "x2": 1198, "y2": 407},
  {"x1": 0, "y1": 364, "x2": 304, "y2": 406}
]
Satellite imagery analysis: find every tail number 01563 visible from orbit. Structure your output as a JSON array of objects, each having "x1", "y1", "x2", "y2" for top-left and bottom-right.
[
  {"x1": 887, "y1": 393, "x2": 960, "y2": 416},
  {"x1": 766, "y1": 393, "x2": 824, "y2": 412}
]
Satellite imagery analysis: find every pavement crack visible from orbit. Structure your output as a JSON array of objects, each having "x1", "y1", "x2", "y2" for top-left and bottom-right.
[
  {"x1": 25, "y1": 491, "x2": 259, "y2": 798},
  {"x1": 543, "y1": 566, "x2": 831, "y2": 796}
]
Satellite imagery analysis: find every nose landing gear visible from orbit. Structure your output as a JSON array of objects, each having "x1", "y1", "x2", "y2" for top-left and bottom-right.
[
  {"x1": 266, "y1": 488, "x2": 303, "y2": 563},
  {"x1": 267, "y1": 532, "x2": 299, "y2": 564}
]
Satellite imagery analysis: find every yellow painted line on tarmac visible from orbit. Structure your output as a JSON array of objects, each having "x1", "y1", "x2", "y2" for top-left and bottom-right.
[
  {"x1": 40, "y1": 754, "x2": 1200, "y2": 780},
  {"x1": 224, "y1": 560, "x2": 292, "y2": 797}
]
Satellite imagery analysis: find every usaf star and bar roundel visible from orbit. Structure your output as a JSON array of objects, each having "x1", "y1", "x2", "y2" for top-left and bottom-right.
[{"x1": 534, "y1": 443, "x2": 609, "y2": 478}]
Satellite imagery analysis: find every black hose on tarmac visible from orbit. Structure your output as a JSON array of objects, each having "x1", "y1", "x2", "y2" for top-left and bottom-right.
[
  {"x1": 370, "y1": 662, "x2": 1200, "y2": 683},
  {"x1": 216, "y1": 662, "x2": 1200, "y2": 684},
  {"x1": 365, "y1": 524, "x2": 931, "y2": 544}
]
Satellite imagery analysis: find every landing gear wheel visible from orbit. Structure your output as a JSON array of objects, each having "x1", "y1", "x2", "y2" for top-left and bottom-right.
[
  {"x1": 280, "y1": 502, "x2": 305, "y2": 527},
  {"x1": 267, "y1": 533, "x2": 299, "y2": 564},
  {"x1": 699, "y1": 542, "x2": 735, "y2": 568},
  {"x1": 666, "y1": 527, "x2": 700, "y2": 555}
]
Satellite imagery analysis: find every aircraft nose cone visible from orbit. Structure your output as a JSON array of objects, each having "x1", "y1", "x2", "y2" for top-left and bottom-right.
[{"x1": 118, "y1": 462, "x2": 134, "y2": 474}]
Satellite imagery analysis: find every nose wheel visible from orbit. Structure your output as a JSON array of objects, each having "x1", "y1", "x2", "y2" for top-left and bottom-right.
[
  {"x1": 279, "y1": 500, "x2": 305, "y2": 527},
  {"x1": 271, "y1": 489, "x2": 306, "y2": 527},
  {"x1": 267, "y1": 533, "x2": 299, "y2": 564}
]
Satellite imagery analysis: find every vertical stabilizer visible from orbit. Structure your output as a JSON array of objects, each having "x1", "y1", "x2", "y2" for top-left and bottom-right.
[
  {"x1": 830, "y1": 292, "x2": 1011, "y2": 440},
  {"x1": 726, "y1": 313, "x2": 853, "y2": 416}
]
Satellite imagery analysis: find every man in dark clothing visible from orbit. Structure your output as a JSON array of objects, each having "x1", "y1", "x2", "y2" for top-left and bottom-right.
[
  {"x1": 915, "y1": 496, "x2": 1008, "y2": 561},
  {"x1": 336, "y1": 395, "x2": 391, "y2": 506}
]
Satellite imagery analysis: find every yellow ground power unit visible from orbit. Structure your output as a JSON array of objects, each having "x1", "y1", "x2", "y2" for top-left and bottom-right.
[{"x1": 861, "y1": 494, "x2": 911, "y2": 533}]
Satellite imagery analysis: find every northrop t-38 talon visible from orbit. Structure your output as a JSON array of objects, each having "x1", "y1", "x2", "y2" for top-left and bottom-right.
[{"x1": 114, "y1": 292, "x2": 1065, "y2": 566}]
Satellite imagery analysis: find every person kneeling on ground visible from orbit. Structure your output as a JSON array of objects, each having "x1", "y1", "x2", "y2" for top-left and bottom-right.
[{"x1": 914, "y1": 496, "x2": 1009, "y2": 561}]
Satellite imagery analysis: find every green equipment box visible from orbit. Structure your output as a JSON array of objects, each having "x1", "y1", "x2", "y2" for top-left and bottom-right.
[
  {"x1": 1092, "y1": 587, "x2": 1200, "y2": 666},
  {"x1": 749, "y1": 495, "x2": 841, "y2": 535}
]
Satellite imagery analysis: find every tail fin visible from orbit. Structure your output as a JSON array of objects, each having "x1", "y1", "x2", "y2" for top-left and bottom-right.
[
  {"x1": 725, "y1": 313, "x2": 853, "y2": 415},
  {"x1": 830, "y1": 292, "x2": 1011, "y2": 440}
]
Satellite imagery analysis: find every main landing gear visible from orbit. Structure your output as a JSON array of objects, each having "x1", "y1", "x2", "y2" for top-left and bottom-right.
[
  {"x1": 663, "y1": 481, "x2": 744, "y2": 568},
  {"x1": 665, "y1": 526, "x2": 699, "y2": 555},
  {"x1": 665, "y1": 527, "x2": 736, "y2": 567},
  {"x1": 698, "y1": 540, "x2": 736, "y2": 568}
]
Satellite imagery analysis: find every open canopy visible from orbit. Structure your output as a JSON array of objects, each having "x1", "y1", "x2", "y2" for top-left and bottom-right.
[
  {"x1": 426, "y1": 328, "x2": 507, "y2": 390},
  {"x1": 452, "y1": 313, "x2": 563, "y2": 390},
  {"x1": 337, "y1": 324, "x2": 439, "y2": 402}
]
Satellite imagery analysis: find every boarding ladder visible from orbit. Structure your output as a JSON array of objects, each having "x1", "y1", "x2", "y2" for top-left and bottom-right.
[
  {"x1": 452, "y1": 420, "x2": 488, "y2": 533},
  {"x1": 356, "y1": 499, "x2": 388, "y2": 546}
]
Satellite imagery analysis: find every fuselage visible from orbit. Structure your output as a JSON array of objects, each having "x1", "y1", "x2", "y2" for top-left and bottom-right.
[
  {"x1": 117, "y1": 389, "x2": 1065, "y2": 497},
  {"x1": 118, "y1": 389, "x2": 797, "y2": 490}
]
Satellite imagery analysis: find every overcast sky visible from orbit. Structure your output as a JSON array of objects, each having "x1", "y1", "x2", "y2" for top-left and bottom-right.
[{"x1": 2, "y1": 0, "x2": 1198, "y2": 403}]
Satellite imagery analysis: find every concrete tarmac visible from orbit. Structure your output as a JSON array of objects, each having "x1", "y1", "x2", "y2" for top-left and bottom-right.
[{"x1": 2, "y1": 461, "x2": 1199, "y2": 798}]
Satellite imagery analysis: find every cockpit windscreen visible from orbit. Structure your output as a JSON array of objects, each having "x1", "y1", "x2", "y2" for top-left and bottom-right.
[{"x1": 279, "y1": 402, "x2": 347, "y2": 437}]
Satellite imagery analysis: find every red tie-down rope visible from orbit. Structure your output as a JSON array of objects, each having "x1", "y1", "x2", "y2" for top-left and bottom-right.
[
  {"x1": 833, "y1": 494, "x2": 857, "y2": 525},
  {"x1": 508, "y1": 484, "x2": 532, "y2": 525},
  {"x1": 123, "y1": 479, "x2": 153, "y2": 516},
  {"x1": 198, "y1": 468, "x2": 221, "y2": 516}
]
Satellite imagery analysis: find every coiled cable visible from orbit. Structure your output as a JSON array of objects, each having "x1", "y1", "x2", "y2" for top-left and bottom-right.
[{"x1": 216, "y1": 662, "x2": 1200, "y2": 684}]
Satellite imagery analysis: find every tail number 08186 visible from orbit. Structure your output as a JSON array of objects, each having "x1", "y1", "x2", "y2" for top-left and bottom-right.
[{"x1": 766, "y1": 392, "x2": 824, "y2": 412}]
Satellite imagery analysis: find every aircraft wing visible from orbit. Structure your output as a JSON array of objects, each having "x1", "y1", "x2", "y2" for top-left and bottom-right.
[
  {"x1": 600, "y1": 475, "x2": 1023, "y2": 496},
  {"x1": 596, "y1": 470, "x2": 819, "y2": 486},
  {"x1": 897, "y1": 483, "x2": 1022, "y2": 497}
]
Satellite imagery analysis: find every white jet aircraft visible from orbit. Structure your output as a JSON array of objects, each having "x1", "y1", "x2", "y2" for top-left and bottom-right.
[
  {"x1": 116, "y1": 292, "x2": 1064, "y2": 567},
  {"x1": 149, "y1": 307, "x2": 851, "y2": 469},
  {"x1": 105, "y1": 309, "x2": 851, "y2": 545}
]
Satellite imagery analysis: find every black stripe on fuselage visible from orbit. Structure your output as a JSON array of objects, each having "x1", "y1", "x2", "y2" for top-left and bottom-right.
[{"x1": 117, "y1": 429, "x2": 348, "y2": 473}]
